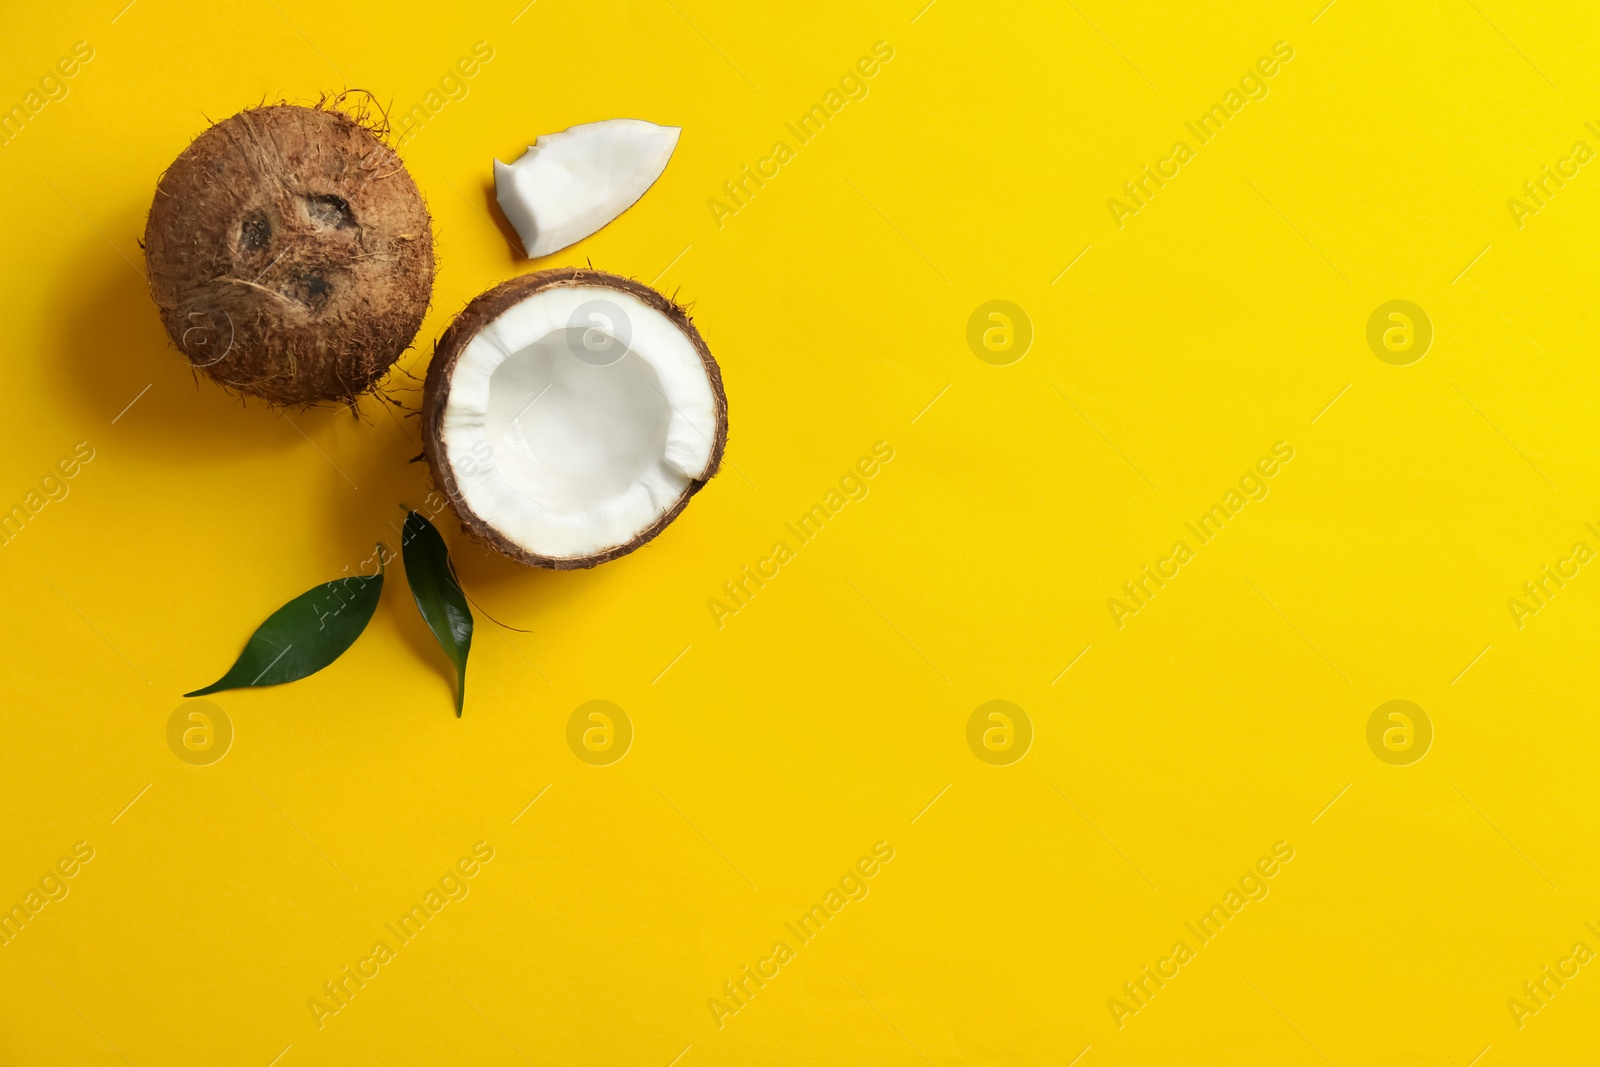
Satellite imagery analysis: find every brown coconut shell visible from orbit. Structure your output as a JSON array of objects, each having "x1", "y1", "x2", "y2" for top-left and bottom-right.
[
  {"x1": 422, "y1": 268, "x2": 728, "y2": 569},
  {"x1": 144, "y1": 102, "x2": 434, "y2": 406}
]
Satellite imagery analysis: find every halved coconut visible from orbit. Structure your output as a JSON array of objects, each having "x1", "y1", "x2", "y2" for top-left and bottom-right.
[{"x1": 422, "y1": 269, "x2": 727, "y2": 569}]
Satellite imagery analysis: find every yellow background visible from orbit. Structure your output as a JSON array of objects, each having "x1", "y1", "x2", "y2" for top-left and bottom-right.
[{"x1": 3, "y1": 0, "x2": 1600, "y2": 1063}]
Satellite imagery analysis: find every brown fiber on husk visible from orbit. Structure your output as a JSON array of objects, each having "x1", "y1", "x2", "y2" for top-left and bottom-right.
[
  {"x1": 144, "y1": 102, "x2": 435, "y2": 406},
  {"x1": 422, "y1": 269, "x2": 728, "y2": 570}
]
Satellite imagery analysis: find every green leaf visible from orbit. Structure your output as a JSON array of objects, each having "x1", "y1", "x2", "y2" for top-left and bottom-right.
[
  {"x1": 401, "y1": 510, "x2": 473, "y2": 716},
  {"x1": 185, "y1": 564, "x2": 385, "y2": 697}
]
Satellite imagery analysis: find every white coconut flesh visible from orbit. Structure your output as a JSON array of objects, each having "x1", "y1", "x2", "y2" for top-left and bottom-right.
[
  {"x1": 494, "y1": 119, "x2": 680, "y2": 259},
  {"x1": 438, "y1": 284, "x2": 718, "y2": 561}
]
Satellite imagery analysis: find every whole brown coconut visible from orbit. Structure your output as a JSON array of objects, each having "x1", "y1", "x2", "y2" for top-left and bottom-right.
[{"x1": 143, "y1": 102, "x2": 434, "y2": 406}]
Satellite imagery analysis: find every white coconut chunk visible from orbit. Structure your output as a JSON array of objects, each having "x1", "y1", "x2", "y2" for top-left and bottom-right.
[
  {"x1": 493, "y1": 119, "x2": 680, "y2": 259},
  {"x1": 433, "y1": 279, "x2": 724, "y2": 565}
]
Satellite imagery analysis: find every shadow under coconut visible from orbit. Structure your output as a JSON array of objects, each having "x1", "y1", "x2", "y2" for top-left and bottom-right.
[
  {"x1": 443, "y1": 519, "x2": 601, "y2": 621},
  {"x1": 477, "y1": 176, "x2": 528, "y2": 267},
  {"x1": 50, "y1": 225, "x2": 305, "y2": 463},
  {"x1": 443, "y1": 535, "x2": 684, "y2": 691}
]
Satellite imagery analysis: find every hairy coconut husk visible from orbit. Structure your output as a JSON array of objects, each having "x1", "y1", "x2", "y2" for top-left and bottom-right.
[
  {"x1": 422, "y1": 268, "x2": 728, "y2": 569},
  {"x1": 144, "y1": 101, "x2": 435, "y2": 407}
]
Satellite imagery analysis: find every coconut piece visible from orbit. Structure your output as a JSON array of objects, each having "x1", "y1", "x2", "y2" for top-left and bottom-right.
[
  {"x1": 423, "y1": 269, "x2": 726, "y2": 569},
  {"x1": 144, "y1": 102, "x2": 435, "y2": 407},
  {"x1": 493, "y1": 120, "x2": 680, "y2": 259}
]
